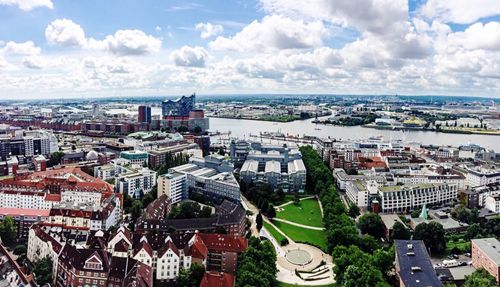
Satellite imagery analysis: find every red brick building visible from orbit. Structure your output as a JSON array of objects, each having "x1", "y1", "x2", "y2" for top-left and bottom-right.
[
  {"x1": 471, "y1": 238, "x2": 500, "y2": 283},
  {"x1": 200, "y1": 271, "x2": 235, "y2": 287}
]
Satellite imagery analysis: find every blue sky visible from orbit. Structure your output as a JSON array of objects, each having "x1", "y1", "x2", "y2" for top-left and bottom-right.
[
  {"x1": 0, "y1": 1, "x2": 264, "y2": 50},
  {"x1": 0, "y1": 0, "x2": 500, "y2": 98}
]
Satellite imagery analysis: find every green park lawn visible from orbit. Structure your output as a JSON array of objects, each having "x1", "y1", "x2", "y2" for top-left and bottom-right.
[
  {"x1": 272, "y1": 220, "x2": 327, "y2": 251},
  {"x1": 263, "y1": 221, "x2": 287, "y2": 243},
  {"x1": 276, "y1": 198, "x2": 323, "y2": 227}
]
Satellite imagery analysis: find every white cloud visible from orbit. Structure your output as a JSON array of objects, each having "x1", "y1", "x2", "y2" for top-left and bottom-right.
[
  {"x1": 419, "y1": 0, "x2": 500, "y2": 24},
  {"x1": 170, "y1": 46, "x2": 208, "y2": 67},
  {"x1": 209, "y1": 15, "x2": 328, "y2": 51},
  {"x1": 1, "y1": 41, "x2": 41, "y2": 55},
  {"x1": 260, "y1": 0, "x2": 408, "y2": 37},
  {"x1": 22, "y1": 56, "x2": 44, "y2": 69},
  {"x1": 0, "y1": 56, "x2": 8, "y2": 68},
  {"x1": 195, "y1": 22, "x2": 223, "y2": 39},
  {"x1": 104, "y1": 30, "x2": 162, "y2": 55},
  {"x1": 45, "y1": 19, "x2": 87, "y2": 47},
  {"x1": 45, "y1": 19, "x2": 162, "y2": 55},
  {"x1": 0, "y1": 0, "x2": 52, "y2": 10},
  {"x1": 448, "y1": 22, "x2": 500, "y2": 51}
]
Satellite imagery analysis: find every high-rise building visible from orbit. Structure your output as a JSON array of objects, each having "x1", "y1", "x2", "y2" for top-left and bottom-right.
[
  {"x1": 138, "y1": 105, "x2": 152, "y2": 123},
  {"x1": 162, "y1": 94, "x2": 195, "y2": 117}
]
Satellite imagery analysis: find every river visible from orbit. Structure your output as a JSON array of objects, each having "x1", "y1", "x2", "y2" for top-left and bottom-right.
[{"x1": 208, "y1": 117, "x2": 500, "y2": 151}]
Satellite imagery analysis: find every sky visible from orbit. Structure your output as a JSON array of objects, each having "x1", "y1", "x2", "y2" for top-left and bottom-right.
[{"x1": 0, "y1": 0, "x2": 500, "y2": 99}]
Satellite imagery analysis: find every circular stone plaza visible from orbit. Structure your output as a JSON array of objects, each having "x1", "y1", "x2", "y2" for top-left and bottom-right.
[{"x1": 285, "y1": 249, "x2": 313, "y2": 265}]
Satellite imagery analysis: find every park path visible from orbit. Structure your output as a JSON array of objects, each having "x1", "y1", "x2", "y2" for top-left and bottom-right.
[
  {"x1": 272, "y1": 217, "x2": 325, "y2": 230},
  {"x1": 316, "y1": 195, "x2": 324, "y2": 217},
  {"x1": 263, "y1": 218, "x2": 294, "y2": 242},
  {"x1": 276, "y1": 195, "x2": 316, "y2": 208},
  {"x1": 240, "y1": 195, "x2": 260, "y2": 237}
]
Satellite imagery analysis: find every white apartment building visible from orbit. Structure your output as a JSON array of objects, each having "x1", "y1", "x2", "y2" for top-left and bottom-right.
[
  {"x1": 466, "y1": 167, "x2": 500, "y2": 187},
  {"x1": 27, "y1": 224, "x2": 62, "y2": 280},
  {"x1": 379, "y1": 183, "x2": 458, "y2": 213},
  {"x1": 346, "y1": 180, "x2": 379, "y2": 209},
  {"x1": 115, "y1": 168, "x2": 157, "y2": 198},
  {"x1": 485, "y1": 195, "x2": 500, "y2": 213},
  {"x1": 60, "y1": 190, "x2": 103, "y2": 207},
  {"x1": 157, "y1": 155, "x2": 239, "y2": 204},
  {"x1": 95, "y1": 159, "x2": 157, "y2": 198},
  {"x1": 0, "y1": 191, "x2": 54, "y2": 209},
  {"x1": 157, "y1": 172, "x2": 187, "y2": 204},
  {"x1": 393, "y1": 173, "x2": 465, "y2": 189}
]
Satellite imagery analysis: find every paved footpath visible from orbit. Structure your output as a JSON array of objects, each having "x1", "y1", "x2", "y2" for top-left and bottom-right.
[
  {"x1": 277, "y1": 196, "x2": 316, "y2": 208},
  {"x1": 272, "y1": 217, "x2": 325, "y2": 230}
]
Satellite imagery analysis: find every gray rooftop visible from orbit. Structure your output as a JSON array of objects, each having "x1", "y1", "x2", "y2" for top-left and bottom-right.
[{"x1": 472, "y1": 238, "x2": 500, "y2": 266}]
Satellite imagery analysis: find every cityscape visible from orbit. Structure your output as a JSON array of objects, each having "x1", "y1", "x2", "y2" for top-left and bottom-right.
[{"x1": 0, "y1": 1, "x2": 500, "y2": 287}]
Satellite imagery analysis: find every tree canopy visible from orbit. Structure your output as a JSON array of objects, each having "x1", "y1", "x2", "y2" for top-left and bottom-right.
[
  {"x1": 0, "y1": 216, "x2": 17, "y2": 244},
  {"x1": 392, "y1": 221, "x2": 411, "y2": 240},
  {"x1": 463, "y1": 268, "x2": 497, "y2": 287},
  {"x1": 175, "y1": 263, "x2": 205, "y2": 287},
  {"x1": 33, "y1": 256, "x2": 53, "y2": 285},
  {"x1": 236, "y1": 237, "x2": 277, "y2": 287},
  {"x1": 413, "y1": 221, "x2": 446, "y2": 254},
  {"x1": 357, "y1": 212, "x2": 385, "y2": 239}
]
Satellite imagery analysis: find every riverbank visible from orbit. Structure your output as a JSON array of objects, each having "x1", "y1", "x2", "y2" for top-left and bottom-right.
[
  {"x1": 363, "y1": 124, "x2": 500, "y2": 136},
  {"x1": 208, "y1": 117, "x2": 500, "y2": 151},
  {"x1": 208, "y1": 115, "x2": 306, "y2": 123}
]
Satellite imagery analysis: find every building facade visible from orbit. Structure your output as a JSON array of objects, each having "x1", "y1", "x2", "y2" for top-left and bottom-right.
[{"x1": 471, "y1": 238, "x2": 500, "y2": 283}]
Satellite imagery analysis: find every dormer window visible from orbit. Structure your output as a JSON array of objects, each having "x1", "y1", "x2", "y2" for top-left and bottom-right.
[{"x1": 84, "y1": 254, "x2": 103, "y2": 270}]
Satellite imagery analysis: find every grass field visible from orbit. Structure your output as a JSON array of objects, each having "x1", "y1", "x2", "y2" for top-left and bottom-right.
[
  {"x1": 272, "y1": 220, "x2": 327, "y2": 251},
  {"x1": 276, "y1": 198, "x2": 323, "y2": 227},
  {"x1": 278, "y1": 282, "x2": 334, "y2": 287},
  {"x1": 263, "y1": 221, "x2": 287, "y2": 243}
]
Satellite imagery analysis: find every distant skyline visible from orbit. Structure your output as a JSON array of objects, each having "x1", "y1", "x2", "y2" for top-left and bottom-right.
[{"x1": 1, "y1": 0, "x2": 500, "y2": 99}]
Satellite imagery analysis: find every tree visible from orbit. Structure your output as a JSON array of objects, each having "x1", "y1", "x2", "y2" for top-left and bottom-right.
[
  {"x1": 343, "y1": 262, "x2": 389, "y2": 287},
  {"x1": 267, "y1": 205, "x2": 276, "y2": 219},
  {"x1": 201, "y1": 206, "x2": 212, "y2": 218},
  {"x1": 293, "y1": 193, "x2": 300, "y2": 206},
  {"x1": 260, "y1": 199, "x2": 269, "y2": 213},
  {"x1": 0, "y1": 216, "x2": 17, "y2": 244},
  {"x1": 168, "y1": 202, "x2": 213, "y2": 219},
  {"x1": 275, "y1": 188, "x2": 285, "y2": 203},
  {"x1": 13, "y1": 245, "x2": 27, "y2": 255},
  {"x1": 357, "y1": 212, "x2": 385, "y2": 239},
  {"x1": 256, "y1": 213, "x2": 263, "y2": 231},
  {"x1": 348, "y1": 203, "x2": 360, "y2": 218},
  {"x1": 413, "y1": 222, "x2": 446, "y2": 254},
  {"x1": 280, "y1": 238, "x2": 289, "y2": 246},
  {"x1": 141, "y1": 190, "x2": 156, "y2": 209},
  {"x1": 176, "y1": 263, "x2": 205, "y2": 287},
  {"x1": 392, "y1": 221, "x2": 411, "y2": 240},
  {"x1": 177, "y1": 126, "x2": 188, "y2": 133},
  {"x1": 236, "y1": 237, "x2": 277, "y2": 287},
  {"x1": 130, "y1": 201, "x2": 143, "y2": 221},
  {"x1": 47, "y1": 151, "x2": 65, "y2": 167},
  {"x1": 193, "y1": 126, "x2": 202, "y2": 134},
  {"x1": 464, "y1": 223, "x2": 481, "y2": 241},
  {"x1": 33, "y1": 256, "x2": 53, "y2": 285},
  {"x1": 463, "y1": 268, "x2": 497, "y2": 287},
  {"x1": 122, "y1": 192, "x2": 134, "y2": 213}
]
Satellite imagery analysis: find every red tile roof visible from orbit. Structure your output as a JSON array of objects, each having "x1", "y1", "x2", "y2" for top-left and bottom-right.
[
  {"x1": 200, "y1": 272, "x2": 235, "y2": 287},
  {"x1": 0, "y1": 207, "x2": 50, "y2": 217},
  {"x1": 199, "y1": 234, "x2": 247, "y2": 253},
  {"x1": 187, "y1": 233, "x2": 208, "y2": 260}
]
